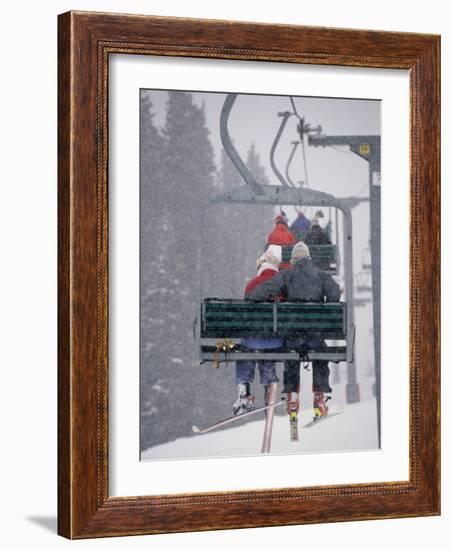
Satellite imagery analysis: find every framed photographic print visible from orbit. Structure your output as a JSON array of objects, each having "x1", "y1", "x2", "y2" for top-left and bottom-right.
[{"x1": 58, "y1": 11, "x2": 440, "y2": 538}]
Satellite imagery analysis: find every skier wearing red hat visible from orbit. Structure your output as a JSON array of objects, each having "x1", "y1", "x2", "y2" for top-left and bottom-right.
[
  {"x1": 266, "y1": 214, "x2": 296, "y2": 247},
  {"x1": 266, "y1": 214, "x2": 296, "y2": 270}
]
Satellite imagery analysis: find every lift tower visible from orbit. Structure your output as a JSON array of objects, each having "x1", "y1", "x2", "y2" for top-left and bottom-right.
[{"x1": 308, "y1": 133, "x2": 381, "y2": 441}]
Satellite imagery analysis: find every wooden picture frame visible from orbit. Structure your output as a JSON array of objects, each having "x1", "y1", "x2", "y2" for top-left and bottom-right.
[{"x1": 58, "y1": 11, "x2": 440, "y2": 539}]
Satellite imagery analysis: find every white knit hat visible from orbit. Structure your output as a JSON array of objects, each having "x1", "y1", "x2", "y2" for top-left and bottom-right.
[
  {"x1": 290, "y1": 241, "x2": 310, "y2": 264},
  {"x1": 256, "y1": 245, "x2": 282, "y2": 274}
]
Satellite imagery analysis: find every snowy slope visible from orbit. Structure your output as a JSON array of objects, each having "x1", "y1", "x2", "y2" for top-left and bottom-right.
[{"x1": 142, "y1": 398, "x2": 378, "y2": 461}]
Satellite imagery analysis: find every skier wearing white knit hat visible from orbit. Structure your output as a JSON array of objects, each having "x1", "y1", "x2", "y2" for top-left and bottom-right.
[{"x1": 232, "y1": 245, "x2": 284, "y2": 416}]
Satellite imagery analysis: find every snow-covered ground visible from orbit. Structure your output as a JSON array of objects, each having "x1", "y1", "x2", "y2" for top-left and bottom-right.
[{"x1": 142, "y1": 397, "x2": 378, "y2": 461}]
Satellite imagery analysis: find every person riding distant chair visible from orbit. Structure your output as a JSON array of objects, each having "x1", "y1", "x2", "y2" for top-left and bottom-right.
[
  {"x1": 232, "y1": 245, "x2": 283, "y2": 416},
  {"x1": 290, "y1": 210, "x2": 311, "y2": 242},
  {"x1": 266, "y1": 214, "x2": 296, "y2": 246},
  {"x1": 266, "y1": 214, "x2": 296, "y2": 270},
  {"x1": 245, "y1": 241, "x2": 341, "y2": 420},
  {"x1": 304, "y1": 211, "x2": 332, "y2": 246}
]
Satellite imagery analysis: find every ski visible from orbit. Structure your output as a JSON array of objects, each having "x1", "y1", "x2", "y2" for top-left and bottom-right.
[
  {"x1": 192, "y1": 398, "x2": 286, "y2": 435},
  {"x1": 286, "y1": 391, "x2": 300, "y2": 442},
  {"x1": 302, "y1": 409, "x2": 344, "y2": 429},
  {"x1": 261, "y1": 383, "x2": 278, "y2": 453},
  {"x1": 289, "y1": 410, "x2": 299, "y2": 441}
]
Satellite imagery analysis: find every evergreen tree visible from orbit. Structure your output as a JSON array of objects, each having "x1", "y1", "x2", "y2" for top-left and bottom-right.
[
  {"x1": 161, "y1": 91, "x2": 215, "y2": 339},
  {"x1": 247, "y1": 142, "x2": 270, "y2": 187},
  {"x1": 140, "y1": 91, "x2": 166, "y2": 212},
  {"x1": 206, "y1": 144, "x2": 273, "y2": 299},
  {"x1": 162, "y1": 92, "x2": 215, "y2": 213},
  {"x1": 140, "y1": 92, "x2": 177, "y2": 448},
  {"x1": 204, "y1": 149, "x2": 245, "y2": 298},
  {"x1": 141, "y1": 91, "x2": 220, "y2": 448},
  {"x1": 241, "y1": 143, "x2": 274, "y2": 283},
  {"x1": 141, "y1": 214, "x2": 181, "y2": 449}
]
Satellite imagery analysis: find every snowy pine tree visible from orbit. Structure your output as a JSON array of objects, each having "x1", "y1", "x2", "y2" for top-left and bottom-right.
[
  {"x1": 140, "y1": 92, "x2": 182, "y2": 449},
  {"x1": 141, "y1": 91, "x2": 225, "y2": 448},
  {"x1": 204, "y1": 149, "x2": 245, "y2": 298},
  {"x1": 241, "y1": 143, "x2": 274, "y2": 281}
]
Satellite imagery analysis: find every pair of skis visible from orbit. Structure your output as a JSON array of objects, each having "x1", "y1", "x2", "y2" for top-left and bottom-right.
[{"x1": 192, "y1": 396, "x2": 343, "y2": 437}]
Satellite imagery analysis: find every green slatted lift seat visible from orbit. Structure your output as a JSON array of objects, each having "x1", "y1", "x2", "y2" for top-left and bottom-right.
[{"x1": 200, "y1": 299, "x2": 354, "y2": 364}]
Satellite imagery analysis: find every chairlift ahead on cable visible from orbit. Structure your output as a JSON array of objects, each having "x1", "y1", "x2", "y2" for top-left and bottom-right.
[
  {"x1": 356, "y1": 271, "x2": 372, "y2": 294},
  {"x1": 361, "y1": 246, "x2": 372, "y2": 270}
]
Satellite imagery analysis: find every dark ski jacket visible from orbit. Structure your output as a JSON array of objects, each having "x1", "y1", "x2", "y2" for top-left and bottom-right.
[
  {"x1": 245, "y1": 258, "x2": 340, "y2": 303},
  {"x1": 304, "y1": 225, "x2": 332, "y2": 246}
]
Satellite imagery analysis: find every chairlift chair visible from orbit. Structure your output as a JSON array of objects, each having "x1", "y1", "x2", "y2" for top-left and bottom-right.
[
  {"x1": 356, "y1": 271, "x2": 372, "y2": 293},
  {"x1": 361, "y1": 246, "x2": 372, "y2": 270}
]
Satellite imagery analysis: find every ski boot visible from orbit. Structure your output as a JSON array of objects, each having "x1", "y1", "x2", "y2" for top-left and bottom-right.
[
  {"x1": 313, "y1": 391, "x2": 331, "y2": 420},
  {"x1": 286, "y1": 390, "x2": 300, "y2": 441},
  {"x1": 232, "y1": 383, "x2": 255, "y2": 416}
]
